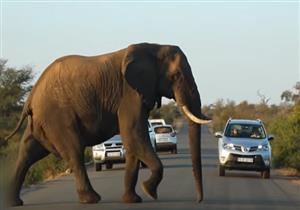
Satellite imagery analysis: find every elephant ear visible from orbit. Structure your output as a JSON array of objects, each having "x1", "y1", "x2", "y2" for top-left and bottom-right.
[{"x1": 122, "y1": 44, "x2": 158, "y2": 109}]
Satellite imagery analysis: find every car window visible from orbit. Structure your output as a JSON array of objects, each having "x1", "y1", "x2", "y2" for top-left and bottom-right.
[
  {"x1": 151, "y1": 122, "x2": 163, "y2": 127},
  {"x1": 154, "y1": 126, "x2": 173, "y2": 134},
  {"x1": 225, "y1": 124, "x2": 266, "y2": 139}
]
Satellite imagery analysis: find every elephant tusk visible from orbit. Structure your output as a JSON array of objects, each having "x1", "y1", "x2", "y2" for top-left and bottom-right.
[{"x1": 182, "y1": 106, "x2": 212, "y2": 124}]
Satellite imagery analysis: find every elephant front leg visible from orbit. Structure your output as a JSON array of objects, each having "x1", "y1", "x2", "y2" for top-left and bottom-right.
[
  {"x1": 139, "y1": 150, "x2": 163, "y2": 200},
  {"x1": 120, "y1": 123, "x2": 163, "y2": 202},
  {"x1": 122, "y1": 153, "x2": 142, "y2": 203},
  {"x1": 118, "y1": 94, "x2": 163, "y2": 202}
]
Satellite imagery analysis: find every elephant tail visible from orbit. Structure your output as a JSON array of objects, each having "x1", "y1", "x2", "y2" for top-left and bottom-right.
[{"x1": 4, "y1": 99, "x2": 32, "y2": 141}]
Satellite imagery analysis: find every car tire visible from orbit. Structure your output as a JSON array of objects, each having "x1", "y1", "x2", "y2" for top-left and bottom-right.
[
  {"x1": 95, "y1": 163, "x2": 102, "y2": 171},
  {"x1": 172, "y1": 145, "x2": 178, "y2": 154},
  {"x1": 261, "y1": 169, "x2": 270, "y2": 179},
  {"x1": 154, "y1": 142, "x2": 157, "y2": 152},
  {"x1": 219, "y1": 165, "x2": 225, "y2": 176},
  {"x1": 106, "y1": 163, "x2": 113, "y2": 170}
]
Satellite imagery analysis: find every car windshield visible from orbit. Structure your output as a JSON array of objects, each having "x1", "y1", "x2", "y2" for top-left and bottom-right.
[
  {"x1": 225, "y1": 123, "x2": 266, "y2": 139},
  {"x1": 151, "y1": 122, "x2": 163, "y2": 126},
  {"x1": 154, "y1": 126, "x2": 173, "y2": 134}
]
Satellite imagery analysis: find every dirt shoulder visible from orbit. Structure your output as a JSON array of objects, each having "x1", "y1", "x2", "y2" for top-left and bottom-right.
[{"x1": 274, "y1": 168, "x2": 300, "y2": 186}]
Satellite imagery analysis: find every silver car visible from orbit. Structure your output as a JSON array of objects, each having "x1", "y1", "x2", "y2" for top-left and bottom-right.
[{"x1": 215, "y1": 119, "x2": 274, "y2": 178}]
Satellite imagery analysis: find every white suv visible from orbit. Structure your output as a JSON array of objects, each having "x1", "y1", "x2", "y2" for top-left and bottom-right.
[
  {"x1": 92, "y1": 135, "x2": 125, "y2": 171},
  {"x1": 154, "y1": 124, "x2": 177, "y2": 154},
  {"x1": 93, "y1": 123, "x2": 157, "y2": 171},
  {"x1": 215, "y1": 119, "x2": 274, "y2": 178},
  {"x1": 149, "y1": 119, "x2": 166, "y2": 127}
]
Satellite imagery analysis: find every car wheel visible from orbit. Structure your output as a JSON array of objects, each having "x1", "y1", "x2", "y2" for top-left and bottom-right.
[
  {"x1": 154, "y1": 141, "x2": 157, "y2": 152},
  {"x1": 261, "y1": 169, "x2": 270, "y2": 179},
  {"x1": 219, "y1": 165, "x2": 225, "y2": 176},
  {"x1": 172, "y1": 145, "x2": 178, "y2": 154},
  {"x1": 95, "y1": 163, "x2": 102, "y2": 171},
  {"x1": 106, "y1": 163, "x2": 113, "y2": 170}
]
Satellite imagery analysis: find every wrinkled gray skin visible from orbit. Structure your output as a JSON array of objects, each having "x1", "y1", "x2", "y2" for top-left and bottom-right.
[{"x1": 6, "y1": 43, "x2": 210, "y2": 206}]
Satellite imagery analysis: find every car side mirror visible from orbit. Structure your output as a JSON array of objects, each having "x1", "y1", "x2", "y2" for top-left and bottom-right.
[
  {"x1": 268, "y1": 134, "x2": 274, "y2": 141},
  {"x1": 214, "y1": 131, "x2": 223, "y2": 138}
]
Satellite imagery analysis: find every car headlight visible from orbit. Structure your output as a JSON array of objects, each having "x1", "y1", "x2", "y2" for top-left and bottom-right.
[
  {"x1": 257, "y1": 144, "x2": 269, "y2": 151},
  {"x1": 222, "y1": 143, "x2": 234, "y2": 150},
  {"x1": 93, "y1": 143, "x2": 105, "y2": 151}
]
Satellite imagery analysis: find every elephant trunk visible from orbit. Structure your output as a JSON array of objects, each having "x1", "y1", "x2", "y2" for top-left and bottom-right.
[
  {"x1": 188, "y1": 120, "x2": 203, "y2": 202},
  {"x1": 175, "y1": 86, "x2": 209, "y2": 202}
]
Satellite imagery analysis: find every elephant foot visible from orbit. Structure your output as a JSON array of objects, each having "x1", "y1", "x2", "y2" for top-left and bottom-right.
[
  {"x1": 122, "y1": 192, "x2": 142, "y2": 203},
  {"x1": 197, "y1": 195, "x2": 204, "y2": 203},
  {"x1": 141, "y1": 181, "x2": 157, "y2": 200},
  {"x1": 78, "y1": 190, "x2": 101, "y2": 204},
  {"x1": 8, "y1": 197, "x2": 23, "y2": 206}
]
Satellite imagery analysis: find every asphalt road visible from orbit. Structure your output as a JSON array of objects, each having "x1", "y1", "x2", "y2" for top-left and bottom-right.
[{"x1": 8, "y1": 124, "x2": 300, "y2": 210}]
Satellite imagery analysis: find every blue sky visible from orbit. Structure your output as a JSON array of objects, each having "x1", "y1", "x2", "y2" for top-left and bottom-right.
[{"x1": 1, "y1": 0, "x2": 299, "y2": 105}]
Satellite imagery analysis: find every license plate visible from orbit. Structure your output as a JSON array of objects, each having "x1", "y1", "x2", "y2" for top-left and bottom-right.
[
  {"x1": 237, "y1": 157, "x2": 253, "y2": 163},
  {"x1": 157, "y1": 138, "x2": 168, "y2": 142},
  {"x1": 107, "y1": 152, "x2": 120, "y2": 157}
]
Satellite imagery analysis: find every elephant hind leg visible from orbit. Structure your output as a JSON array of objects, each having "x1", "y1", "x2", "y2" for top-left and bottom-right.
[
  {"x1": 50, "y1": 129, "x2": 100, "y2": 204},
  {"x1": 8, "y1": 126, "x2": 49, "y2": 206},
  {"x1": 70, "y1": 152, "x2": 101, "y2": 204}
]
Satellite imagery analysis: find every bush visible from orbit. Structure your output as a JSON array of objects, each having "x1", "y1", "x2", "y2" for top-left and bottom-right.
[
  {"x1": 1, "y1": 136, "x2": 67, "y2": 186},
  {"x1": 84, "y1": 147, "x2": 93, "y2": 163},
  {"x1": 269, "y1": 103, "x2": 300, "y2": 172},
  {"x1": 24, "y1": 154, "x2": 66, "y2": 186},
  {"x1": 150, "y1": 101, "x2": 182, "y2": 128}
]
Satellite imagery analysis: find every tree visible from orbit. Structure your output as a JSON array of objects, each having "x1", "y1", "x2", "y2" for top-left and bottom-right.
[
  {"x1": 0, "y1": 59, "x2": 33, "y2": 133},
  {"x1": 257, "y1": 90, "x2": 270, "y2": 105},
  {"x1": 150, "y1": 101, "x2": 182, "y2": 125},
  {"x1": 280, "y1": 82, "x2": 300, "y2": 104},
  {"x1": 281, "y1": 90, "x2": 293, "y2": 103}
]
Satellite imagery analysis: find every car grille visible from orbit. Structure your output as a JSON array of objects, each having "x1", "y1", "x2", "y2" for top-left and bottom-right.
[
  {"x1": 234, "y1": 145, "x2": 258, "y2": 152},
  {"x1": 249, "y1": 146, "x2": 258, "y2": 152},
  {"x1": 234, "y1": 145, "x2": 242, "y2": 151},
  {"x1": 104, "y1": 143, "x2": 123, "y2": 149},
  {"x1": 230, "y1": 154, "x2": 264, "y2": 165}
]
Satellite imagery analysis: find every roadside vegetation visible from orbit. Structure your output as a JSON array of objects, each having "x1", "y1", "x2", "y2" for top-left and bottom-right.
[
  {"x1": 150, "y1": 101, "x2": 183, "y2": 129},
  {"x1": 0, "y1": 59, "x2": 299, "y2": 188}
]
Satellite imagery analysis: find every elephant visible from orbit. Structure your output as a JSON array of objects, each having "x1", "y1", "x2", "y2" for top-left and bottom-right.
[{"x1": 5, "y1": 43, "x2": 211, "y2": 206}]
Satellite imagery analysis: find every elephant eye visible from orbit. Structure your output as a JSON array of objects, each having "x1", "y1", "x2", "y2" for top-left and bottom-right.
[
  {"x1": 170, "y1": 53, "x2": 177, "y2": 61},
  {"x1": 172, "y1": 72, "x2": 181, "y2": 81}
]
